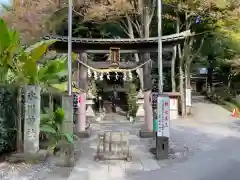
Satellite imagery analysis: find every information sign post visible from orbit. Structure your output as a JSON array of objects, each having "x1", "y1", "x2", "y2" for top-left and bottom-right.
[{"x1": 156, "y1": 95, "x2": 170, "y2": 160}]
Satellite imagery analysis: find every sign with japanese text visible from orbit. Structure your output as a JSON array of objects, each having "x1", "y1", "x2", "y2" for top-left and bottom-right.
[{"x1": 157, "y1": 95, "x2": 170, "y2": 137}]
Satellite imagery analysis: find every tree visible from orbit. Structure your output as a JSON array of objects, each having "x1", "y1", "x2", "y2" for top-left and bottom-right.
[
  {"x1": 3, "y1": 0, "x2": 133, "y2": 44},
  {"x1": 162, "y1": 0, "x2": 240, "y2": 116}
]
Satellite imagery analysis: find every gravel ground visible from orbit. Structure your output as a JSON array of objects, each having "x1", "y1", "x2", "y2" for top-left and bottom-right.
[
  {"x1": 0, "y1": 150, "x2": 81, "y2": 180},
  {"x1": 0, "y1": 161, "x2": 55, "y2": 180}
]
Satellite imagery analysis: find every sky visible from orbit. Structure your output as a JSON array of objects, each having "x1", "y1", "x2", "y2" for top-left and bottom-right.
[{"x1": 0, "y1": 0, "x2": 10, "y2": 5}]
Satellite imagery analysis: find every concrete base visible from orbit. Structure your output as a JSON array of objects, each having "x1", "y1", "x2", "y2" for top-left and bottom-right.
[
  {"x1": 156, "y1": 136, "x2": 169, "y2": 160},
  {"x1": 139, "y1": 128, "x2": 155, "y2": 138},
  {"x1": 75, "y1": 128, "x2": 91, "y2": 138},
  {"x1": 7, "y1": 149, "x2": 48, "y2": 163}
]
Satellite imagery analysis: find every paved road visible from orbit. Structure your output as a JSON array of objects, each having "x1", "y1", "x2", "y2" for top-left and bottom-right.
[
  {"x1": 67, "y1": 109, "x2": 240, "y2": 180},
  {"x1": 120, "y1": 136, "x2": 240, "y2": 180},
  {"x1": 120, "y1": 96, "x2": 240, "y2": 180}
]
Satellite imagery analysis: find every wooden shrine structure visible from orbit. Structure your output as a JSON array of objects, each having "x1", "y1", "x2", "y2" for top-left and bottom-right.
[{"x1": 43, "y1": 30, "x2": 191, "y2": 137}]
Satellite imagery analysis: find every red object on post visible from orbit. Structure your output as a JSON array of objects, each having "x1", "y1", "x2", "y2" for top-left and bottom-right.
[
  {"x1": 232, "y1": 108, "x2": 237, "y2": 118},
  {"x1": 77, "y1": 95, "x2": 81, "y2": 107}
]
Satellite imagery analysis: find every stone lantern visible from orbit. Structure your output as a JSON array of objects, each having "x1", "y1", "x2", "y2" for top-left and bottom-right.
[
  {"x1": 136, "y1": 89, "x2": 145, "y2": 121},
  {"x1": 86, "y1": 90, "x2": 95, "y2": 120}
]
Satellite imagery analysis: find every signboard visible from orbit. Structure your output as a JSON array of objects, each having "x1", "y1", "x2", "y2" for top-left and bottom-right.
[
  {"x1": 185, "y1": 88, "x2": 192, "y2": 106},
  {"x1": 157, "y1": 96, "x2": 170, "y2": 137}
]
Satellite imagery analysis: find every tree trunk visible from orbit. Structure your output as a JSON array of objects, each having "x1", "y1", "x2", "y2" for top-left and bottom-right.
[
  {"x1": 179, "y1": 60, "x2": 186, "y2": 117},
  {"x1": 176, "y1": 14, "x2": 186, "y2": 117},
  {"x1": 227, "y1": 72, "x2": 235, "y2": 91},
  {"x1": 16, "y1": 86, "x2": 22, "y2": 152},
  {"x1": 171, "y1": 46, "x2": 177, "y2": 92},
  {"x1": 207, "y1": 57, "x2": 213, "y2": 93},
  {"x1": 126, "y1": 15, "x2": 144, "y2": 89},
  {"x1": 49, "y1": 92, "x2": 54, "y2": 112}
]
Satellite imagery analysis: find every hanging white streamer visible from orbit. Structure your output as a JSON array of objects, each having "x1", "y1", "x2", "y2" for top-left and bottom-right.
[
  {"x1": 94, "y1": 71, "x2": 98, "y2": 80},
  {"x1": 87, "y1": 68, "x2": 92, "y2": 78},
  {"x1": 123, "y1": 72, "x2": 127, "y2": 81},
  {"x1": 128, "y1": 71, "x2": 132, "y2": 80},
  {"x1": 115, "y1": 72, "x2": 119, "y2": 80},
  {"x1": 106, "y1": 72, "x2": 110, "y2": 80},
  {"x1": 99, "y1": 72, "x2": 103, "y2": 81}
]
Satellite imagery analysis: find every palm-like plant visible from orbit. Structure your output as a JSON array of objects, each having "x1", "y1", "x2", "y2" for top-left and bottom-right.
[
  {"x1": 40, "y1": 108, "x2": 74, "y2": 153},
  {"x1": 0, "y1": 18, "x2": 22, "y2": 84},
  {"x1": 14, "y1": 39, "x2": 57, "y2": 84}
]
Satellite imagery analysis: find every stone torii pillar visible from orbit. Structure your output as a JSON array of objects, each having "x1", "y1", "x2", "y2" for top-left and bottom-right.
[
  {"x1": 76, "y1": 52, "x2": 90, "y2": 137},
  {"x1": 139, "y1": 53, "x2": 154, "y2": 138}
]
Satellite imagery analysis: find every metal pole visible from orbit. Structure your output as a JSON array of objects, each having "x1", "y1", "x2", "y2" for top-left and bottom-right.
[
  {"x1": 158, "y1": 0, "x2": 163, "y2": 94},
  {"x1": 156, "y1": 0, "x2": 169, "y2": 161},
  {"x1": 66, "y1": 0, "x2": 73, "y2": 167},
  {"x1": 67, "y1": 0, "x2": 73, "y2": 96}
]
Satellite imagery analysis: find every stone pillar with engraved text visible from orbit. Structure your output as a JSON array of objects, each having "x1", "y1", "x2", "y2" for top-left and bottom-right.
[{"x1": 24, "y1": 85, "x2": 41, "y2": 153}]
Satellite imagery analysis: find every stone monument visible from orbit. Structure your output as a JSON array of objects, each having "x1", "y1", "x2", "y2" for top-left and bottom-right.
[{"x1": 24, "y1": 85, "x2": 41, "y2": 154}]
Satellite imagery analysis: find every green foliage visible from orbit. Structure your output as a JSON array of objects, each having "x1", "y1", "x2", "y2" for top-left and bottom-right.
[
  {"x1": 0, "y1": 86, "x2": 17, "y2": 153},
  {"x1": 40, "y1": 108, "x2": 73, "y2": 153},
  {"x1": 0, "y1": 18, "x2": 21, "y2": 84},
  {"x1": 126, "y1": 82, "x2": 138, "y2": 118},
  {"x1": 88, "y1": 78, "x2": 97, "y2": 96},
  {"x1": 16, "y1": 39, "x2": 56, "y2": 84}
]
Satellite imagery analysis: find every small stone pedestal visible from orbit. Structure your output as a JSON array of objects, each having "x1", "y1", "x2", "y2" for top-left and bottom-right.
[{"x1": 136, "y1": 90, "x2": 144, "y2": 121}]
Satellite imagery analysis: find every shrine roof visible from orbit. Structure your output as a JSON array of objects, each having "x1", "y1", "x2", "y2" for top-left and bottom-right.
[{"x1": 44, "y1": 30, "x2": 191, "y2": 44}]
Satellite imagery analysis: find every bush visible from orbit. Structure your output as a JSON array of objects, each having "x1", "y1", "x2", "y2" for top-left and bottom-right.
[
  {"x1": 0, "y1": 87, "x2": 17, "y2": 154},
  {"x1": 126, "y1": 83, "x2": 138, "y2": 118},
  {"x1": 206, "y1": 91, "x2": 240, "y2": 111}
]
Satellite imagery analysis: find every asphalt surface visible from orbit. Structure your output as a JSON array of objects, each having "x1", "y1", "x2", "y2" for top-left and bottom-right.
[{"x1": 124, "y1": 136, "x2": 240, "y2": 180}]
